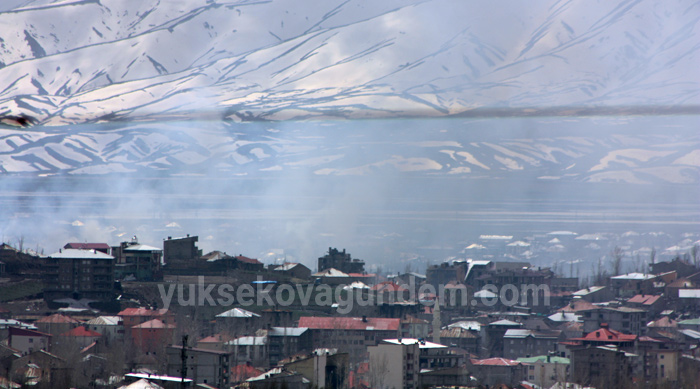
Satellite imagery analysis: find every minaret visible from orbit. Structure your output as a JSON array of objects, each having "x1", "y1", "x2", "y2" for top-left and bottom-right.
[{"x1": 432, "y1": 297, "x2": 441, "y2": 344}]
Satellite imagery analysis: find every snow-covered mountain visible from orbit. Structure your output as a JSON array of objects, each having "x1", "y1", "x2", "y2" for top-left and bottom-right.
[{"x1": 0, "y1": 0, "x2": 698, "y2": 183}]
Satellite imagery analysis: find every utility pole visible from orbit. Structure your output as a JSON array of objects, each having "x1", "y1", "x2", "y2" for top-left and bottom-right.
[{"x1": 181, "y1": 335, "x2": 188, "y2": 389}]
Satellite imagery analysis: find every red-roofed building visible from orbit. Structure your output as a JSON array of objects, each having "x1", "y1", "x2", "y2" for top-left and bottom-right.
[
  {"x1": 298, "y1": 316, "x2": 400, "y2": 365},
  {"x1": 231, "y1": 362, "x2": 264, "y2": 384},
  {"x1": 8, "y1": 327, "x2": 51, "y2": 356},
  {"x1": 467, "y1": 358, "x2": 527, "y2": 387},
  {"x1": 130, "y1": 319, "x2": 175, "y2": 355},
  {"x1": 59, "y1": 326, "x2": 102, "y2": 349},
  {"x1": 625, "y1": 294, "x2": 665, "y2": 319},
  {"x1": 34, "y1": 314, "x2": 81, "y2": 338},
  {"x1": 63, "y1": 243, "x2": 110, "y2": 254},
  {"x1": 196, "y1": 333, "x2": 236, "y2": 352},
  {"x1": 118, "y1": 307, "x2": 170, "y2": 328},
  {"x1": 233, "y1": 255, "x2": 264, "y2": 272},
  {"x1": 569, "y1": 324, "x2": 637, "y2": 347},
  {"x1": 371, "y1": 281, "x2": 410, "y2": 303}
]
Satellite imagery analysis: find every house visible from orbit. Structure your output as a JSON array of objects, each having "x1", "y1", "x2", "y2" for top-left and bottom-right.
[
  {"x1": 111, "y1": 236, "x2": 163, "y2": 281},
  {"x1": 42, "y1": 249, "x2": 115, "y2": 302},
  {"x1": 9, "y1": 350, "x2": 67, "y2": 387},
  {"x1": 130, "y1": 319, "x2": 175, "y2": 355},
  {"x1": 503, "y1": 329, "x2": 562, "y2": 359},
  {"x1": 569, "y1": 345, "x2": 635, "y2": 388},
  {"x1": 58, "y1": 326, "x2": 102, "y2": 350},
  {"x1": 579, "y1": 306, "x2": 646, "y2": 336},
  {"x1": 567, "y1": 324, "x2": 637, "y2": 354},
  {"x1": 0, "y1": 320, "x2": 37, "y2": 342},
  {"x1": 84, "y1": 316, "x2": 124, "y2": 345},
  {"x1": 311, "y1": 268, "x2": 352, "y2": 286},
  {"x1": 33, "y1": 314, "x2": 81, "y2": 338},
  {"x1": 7, "y1": 327, "x2": 51, "y2": 356},
  {"x1": 370, "y1": 281, "x2": 410, "y2": 303},
  {"x1": 517, "y1": 354, "x2": 570, "y2": 388},
  {"x1": 271, "y1": 263, "x2": 311, "y2": 280},
  {"x1": 268, "y1": 327, "x2": 312, "y2": 367},
  {"x1": 610, "y1": 272, "x2": 668, "y2": 297},
  {"x1": 467, "y1": 357, "x2": 528, "y2": 387},
  {"x1": 482, "y1": 319, "x2": 523, "y2": 358},
  {"x1": 226, "y1": 336, "x2": 267, "y2": 366},
  {"x1": 230, "y1": 362, "x2": 264, "y2": 385},
  {"x1": 196, "y1": 334, "x2": 235, "y2": 352},
  {"x1": 232, "y1": 255, "x2": 264, "y2": 272},
  {"x1": 167, "y1": 345, "x2": 231, "y2": 388},
  {"x1": 625, "y1": 294, "x2": 665, "y2": 320},
  {"x1": 439, "y1": 326, "x2": 479, "y2": 355},
  {"x1": 118, "y1": 307, "x2": 170, "y2": 328},
  {"x1": 571, "y1": 286, "x2": 611, "y2": 303},
  {"x1": 215, "y1": 307, "x2": 261, "y2": 335},
  {"x1": 400, "y1": 315, "x2": 430, "y2": 339},
  {"x1": 297, "y1": 316, "x2": 400, "y2": 365}
]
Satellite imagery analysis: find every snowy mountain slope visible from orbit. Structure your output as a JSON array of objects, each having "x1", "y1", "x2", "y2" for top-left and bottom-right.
[
  {"x1": 1, "y1": 118, "x2": 698, "y2": 185},
  {"x1": 0, "y1": 0, "x2": 698, "y2": 184},
  {"x1": 0, "y1": 0, "x2": 698, "y2": 125}
]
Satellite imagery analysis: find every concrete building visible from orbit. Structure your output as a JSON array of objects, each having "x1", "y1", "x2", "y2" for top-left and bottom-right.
[
  {"x1": 167, "y1": 345, "x2": 231, "y2": 388},
  {"x1": 317, "y1": 248, "x2": 364, "y2": 274},
  {"x1": 111, "y1": 236, "x2": 163, "y2": 281},
  {"x1": 368, "y1": 338, "x2": 463, "y2": 389},
  {"x1": 271, "y1": 262, "x2": 311, "y2": 280},
  {"x1": 503, "y1": 328, "x2": 562, "y2": 359},
  {"x1": 84, "y1": 316, "x2": 124, "y2": 345},
  {"x1": 42, "y1": 249, "x2": 115, "y2": 302},
  {"x1": 517, "y1": 354, "x2": 570, "y2": 388},
  {"x1": 580, "y1": 306, "x2": 646, "y2": 336},
  {"x1": 467, "y1": 357, "x2": 528, "y2": 387},
  {"x1": 163, "y1": 235, "x2": 201, "y2": 267},
  {"x1": 298, "y1": 316, "x2": 400, "y2": 365},
  {"x1": 226, "y1": 336, "x2": 267, "y2": 366},
  {"x1": 34, "y1": 314, "x2": 81, "y2": 338},
  {"x1": 283, "y1": 348, "x2": 349, "y2": 389},
  {"x1": 7, "y1": 327, "x2": 51, "y2": 356},
  {"x1": 268, "y1": 327, "x2": 311, "y2": 367},
  {"x1": 570, "y1": 345, "x2": 635, "y2": 388}
]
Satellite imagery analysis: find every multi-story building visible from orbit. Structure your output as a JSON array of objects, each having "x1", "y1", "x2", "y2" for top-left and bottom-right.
[
  {"x1": 368, "y1": 338, "x2": 460, "y2": 389},
  {"x1": 503, "y1": 329, "x2": 562, "y2": 359},
  {"x1": 42, "y1": 249, "x2": 115, "y2": 302},
  {"x1": 467, "y1": 357, "x2": 528, "y2": 387},
  {"x1": 268, "y1": 327, "x2": 312, "y2": 367},
  {"x1": 167, "y1": 345, "x2": 231, "y2": 388},
  {"x1": 517, "y1": 354, "x2": 570, "y2": 388},
  {"x1": 298, "y1": 316, "x2": 399, "y2": 365},
  {"x1": 111, "y1": 236, "x2": 163, "y2": 280},
  {"x1": 317, "y1": 247, "x2": 364, "y2": 274},
  {"x1": 580, "y1": 306, "x2": 646, "y2": 336},
  {"x1": 163, "y1": 234, "x2": 202, "y2": 267}
]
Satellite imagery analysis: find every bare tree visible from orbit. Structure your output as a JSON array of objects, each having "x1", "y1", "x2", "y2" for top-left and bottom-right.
[{"x1": 611, "y1": 246, "x2": 624, "y2": 276}]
